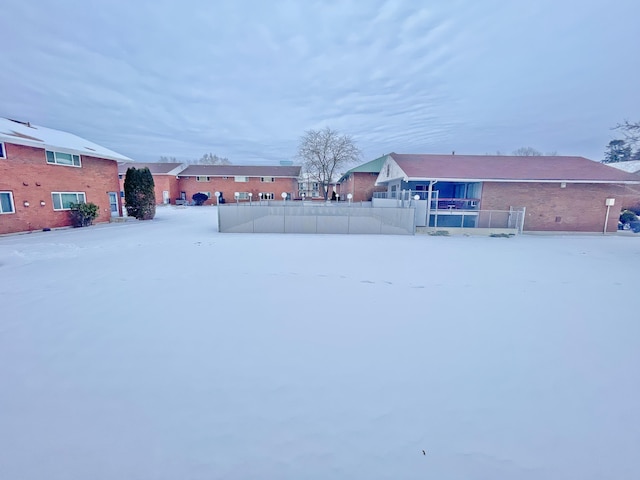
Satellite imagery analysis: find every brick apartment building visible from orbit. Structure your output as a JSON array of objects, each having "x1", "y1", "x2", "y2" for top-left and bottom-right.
[
  {"x1": 373, "y1": 153, "x2": 640, "y2": 232},
  {"x1": 118, "y1": 162, "x2": 187, "y2": 205},
  {"x1": 337, "y1": 155, "x2": 387, "y2": 202},
  {"x1": 119, "y1": 163, "x2": 302, "y2": 205},
  {"x1": 1, "y1": 118, "x2": 130, "y2": 235}
]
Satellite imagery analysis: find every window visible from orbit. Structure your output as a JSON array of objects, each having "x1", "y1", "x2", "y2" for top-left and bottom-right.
[
  {"x1": 198, "y1": 191, "x2": 211, "y2": 198},
  {"x1": 52, "y1": 192, "x2": 86, "y2": 210},
  {"x1": 260, "y1": 192, "x2": 274, "y2": 200},
  {"x1": 234, "y1": 176, "x2": 248, "y2": 182},
  {"x1": 237, "y1": 192, "x2": 250, "y2": 200},
  {"x1": 260, "y1": 177, "x2": 275, "y2": 183},
  {"x1": 0, "y1": 191, "x2": 15, "y2": 214},
  {"x1": 196, "y1": 176, "x2": 210, "y2": 182},
  {"x1": 298, "y1": 183, "x2": 304, "y2": 191},
  {"x1": 46, "y1": 150, "x2": 81, "y2": 167},
  {"x1": 312, "y1": 182, "x2": 319, "y2": 189},
  {"x1": 0, "y1": 142, "x2": 5, "y2": 159}
]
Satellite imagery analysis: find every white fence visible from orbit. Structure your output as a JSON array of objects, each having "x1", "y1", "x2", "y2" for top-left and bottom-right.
[{"x1": 218, "y1": 203, "x2": 416, "y2": 235}]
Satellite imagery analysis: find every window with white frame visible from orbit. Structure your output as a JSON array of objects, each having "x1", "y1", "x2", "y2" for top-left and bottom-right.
[
  {"x1": 0, "y1": 142, "x2": 5, "y2": 159},
  {"x1": 52, "y1": 192, "x2": 86, "y2": 210},
  {"x1": 196, "y1": 176, "x2": 210, "y2": 182},
  {"x1": 260, "y1": 176, "x2": 274, "y2": 183},
  {"x1": 234, "y1": 176, "x2": 248, "y2": 182},
  {"x1": 260, "y1": 192, "x2": 274, "y2": 200},
  {"x1": 46, "y1": 150, "x2": 81, "y2": 167},
  {"x1": 198, "y1": 191, "x2": 211, "y2": 198},
  {"x1": 0, "y1": 191, "x2": 15, "y2": 213},
  {"x1": 298, "y1": 182, "x2": 304, "y2": 191},
  {"x1": 237, "y1": 192, "x2": 250, "y2": 200}
]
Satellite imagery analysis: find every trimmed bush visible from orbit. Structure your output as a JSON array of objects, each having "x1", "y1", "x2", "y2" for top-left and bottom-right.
[
  {"x1": 69, "y1": 202, "x2": 99, "y2": 227},
  {"x1": 124, "y1": 167, "x2": 156, "y2": 220},
  {"x1": 192, "y1": 192, "x2": 209, "y2": 206}
]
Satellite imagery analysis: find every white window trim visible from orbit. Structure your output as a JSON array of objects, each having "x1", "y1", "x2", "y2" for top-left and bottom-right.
[
  {"x1": 237, "y1": 192, "x2": 250, "y2": 200},
  {"x1": 259, "y1": 192, "x2": 275, "y2": 200},
  {"x1": 0, "y1": 191, "x2": 15, "y2": 214},
  {"x1": 196, "y1": 176, "x2": 210, "y2": 182},
  {"x1": 260, "y1": 177, "x2": 275, "y2": 183},
  {"x1": 0, "y1": 142, "x2": 6, "y2": 159},
  {"x1": 51, "y1": 192, "x2": 86, "y2": 211},
  {"x1": 46, "y1": 150, "x2": 82, "y2": 167},
  {"x1": 234, "y1": 176, "x2": 249, "y2": 182},
  {"x1": 197, "y1": 191, "x2": 211, "y2": 198}
]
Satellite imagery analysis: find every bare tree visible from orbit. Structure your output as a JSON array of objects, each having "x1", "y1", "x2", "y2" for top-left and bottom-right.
[
  {"x1": 512, "y1": 146, "x2": 543, "y2": 156},
  {"x1": 614, "y1": 120, "x2": 640, "y2": 145},
  {"x1": 198, "y1": 153, "x2": 231, "y2": 165},
  {"x1": 297, "y1": 127, "x2": 361, "y2": 200},
  {"x1": 158, "y1": 156, "x2": 178, "y2": 163}
]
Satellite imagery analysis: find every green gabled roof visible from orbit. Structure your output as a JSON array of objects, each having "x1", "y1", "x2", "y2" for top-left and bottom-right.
[{"x1": 338, "y1": 155, "x2": 388, "y2": 182}]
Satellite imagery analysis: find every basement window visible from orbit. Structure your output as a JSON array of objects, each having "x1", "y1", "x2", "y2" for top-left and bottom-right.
[
  {"x1": 0, "y1": 191, "x2": 15, "y2": 213},
  {"x1": 46, "y1": 150, "x2": 81, "y2": 167},
  {"x1": 260, "y1": 192, "x2": 274, "y2": 200},
  {"x1": 0, "y1": 142, "x2": 5, "y2": 159},
  {"x1": 52, "y1": 192, "x2": 86, "y2": 210},
  {"x1": 237, "y1": 192, "x2": 250, "y2": 200}
]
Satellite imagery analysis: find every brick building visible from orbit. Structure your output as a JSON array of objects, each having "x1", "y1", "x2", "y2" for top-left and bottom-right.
[
  {"x1": 0, "y1": 118, "x2": 130, "y2": 235},
  {"x1": 337, "y1": 155, "x2": 387, "y2": 202},
  {"x1": 374, "y1": 153, "x2": 640, "y2": 232},
  {"x1": 118, "y1": 162, "x2": 187, "y2": 205},
  {"x1": 177, "y1": 165, "x2": 301, "y2": 204}
]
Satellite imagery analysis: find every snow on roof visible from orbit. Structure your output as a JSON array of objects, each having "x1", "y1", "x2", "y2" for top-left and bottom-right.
[
  {"x1": 117, "y1": 162, "x2": 187, "y2": 175},
  {"x1": 386, "y1": 153, "x2": 640, "y2": 183},
  {"x1": 606, "y1": 160, "x2": 640, "y2": 174},
  {"x1": 0, "y1": 117, "x2": 132, "y2": 162}
]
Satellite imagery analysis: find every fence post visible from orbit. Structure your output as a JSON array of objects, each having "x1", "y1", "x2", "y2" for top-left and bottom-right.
[{"x1": 488, "y1": 210, "x2": 492, "y2": 229}]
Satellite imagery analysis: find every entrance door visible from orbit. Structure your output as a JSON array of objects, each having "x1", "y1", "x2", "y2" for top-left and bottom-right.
[
  {"x1": 162, "y1": 191, "x2": 170, "y2": 204},
  {"x1": 108, "y1": 192, "x2": 119, "y2": 217}
]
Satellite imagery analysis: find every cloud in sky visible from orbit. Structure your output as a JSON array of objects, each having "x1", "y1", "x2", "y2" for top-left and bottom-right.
[{"x1": 1, "y1": 0, "x2": 639, "y2": 164}]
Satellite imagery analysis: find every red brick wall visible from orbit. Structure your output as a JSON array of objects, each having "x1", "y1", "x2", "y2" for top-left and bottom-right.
[
  {"x1": 178, "y1": 176, "x2": 299, "y2": 204},
  {"x1": 480, "y1": 182, "x2": 630, "y2": 232},
  {"x1": 119, "y1": 170, "x2": 181, "y2": 205},
  {"x1": 152, "y1": 175, "x2": 181, "y2": 204},
  {"x1": 338, "y1": 172, "x2": 385, "y2": 202},
  {"x1": 0, "y1": 143, "x2": 120, "y2": 234}
]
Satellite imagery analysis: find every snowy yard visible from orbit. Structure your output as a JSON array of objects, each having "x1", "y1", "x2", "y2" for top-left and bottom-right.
[{"x1": 1, "y1": 206, "x2": 639, "y2": 480}]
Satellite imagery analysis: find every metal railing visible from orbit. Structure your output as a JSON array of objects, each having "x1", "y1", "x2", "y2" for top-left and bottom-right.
[{"x1": 428, "y1": 208, "x2": 525, "y2": 231}]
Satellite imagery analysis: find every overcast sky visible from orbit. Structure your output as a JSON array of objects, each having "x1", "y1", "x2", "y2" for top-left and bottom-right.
[{"x1": 1, "y1": 0, "x2": 639, "y2": 165}]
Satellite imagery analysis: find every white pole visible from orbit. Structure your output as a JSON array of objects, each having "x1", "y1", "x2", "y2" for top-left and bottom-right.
[{"x1": 604, "y1": 204, "x2": 611, "y2": 234}]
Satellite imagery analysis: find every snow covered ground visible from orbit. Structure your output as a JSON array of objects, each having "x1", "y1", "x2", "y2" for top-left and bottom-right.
[{"x1": 1, "y1": 206, "x2": 639, "y2": 480}]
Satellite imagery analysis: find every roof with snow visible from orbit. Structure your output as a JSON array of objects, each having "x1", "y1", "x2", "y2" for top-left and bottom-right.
[
  {"x1": 0, "y1": 117, "x2": 132, "y2": 162},
  {"x1": 118, "y1": 162, "x2": 187, "y2": 175},
  {"x1": 379, "y1": 153, "x2": 640, "y2": 184},
  {"x1": 605, "y1": 160, "x2": 640, "y2": 174},
  {"x1": 179, "y1": 165, "x2": 302, "y2": 177}
]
